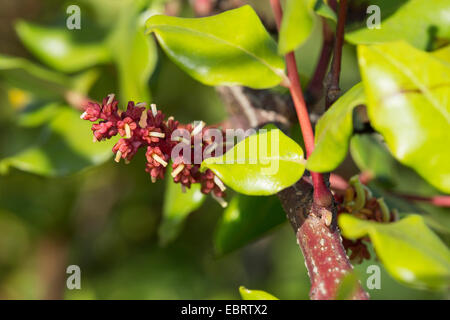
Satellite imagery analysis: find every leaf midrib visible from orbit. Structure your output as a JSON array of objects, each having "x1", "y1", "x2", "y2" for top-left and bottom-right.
[{"x1": 371, "y1": 46, "x2": 450, "y2": 123}]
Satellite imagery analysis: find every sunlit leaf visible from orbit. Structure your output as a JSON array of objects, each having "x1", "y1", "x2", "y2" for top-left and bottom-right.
[
  {"x1": 350, "y1": 134, "x2": 440, "y2": 197},
  {"x1": 278, "y1": 0, "x2": 314, "y2": 54},
  {"x1": 239, "y1": 286, "x2": 279, "y2": 300},
  {"x1": 0, "y1": 106, "x2": 115, "y2": 176},
  {"x1": 215, "y1": 195, "x2": 286, "y2": 255},
  {"x1": 432, "y1": 45, "x2": 450, "y2": 64},
  {"x1": 15, "y1": 20, "x2": 111, "y2": 73},
  {"x1": 201, "y1": 128, "x2": 305, "y2": 195},
  {"x1": 339, "y1": 214, "x2": 450, "y2": 290},
  {"x1": 358, "y1": 41, "x2": 450, "y2": 193},
  {"x1": 312, "y1": 0, "x2": 336, "y2": 22},
  {"x1": 146, "y1": 5, "x2": 286, "y2": 89},
  {"x1": 110, "y1": 8, "x2": 157, "y2": 102},
  {"x1": 346, "y1": 0, "x2": 450, "y2": 50},
  {"x1": 307, "y1": 83, "x2": 365, "y2": 172}
]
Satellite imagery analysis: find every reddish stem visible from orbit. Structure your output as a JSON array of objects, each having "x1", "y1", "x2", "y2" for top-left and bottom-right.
[
  {"x1": 271, "y1": 0, "x2": 367, "y2": 300},
  {"x1": 395, "y1": 194, "x2": 450, "y2": 207},
  {"x1": 326, "y1": 0, "x2": 348, "y2": 109},
  {"x1": 330, "y1": 173, "x2": 450, "y2": 208},
  {"x1": 307, "y1": 18, "x2": 334, "y2": 104},
  {"x1": 298, "y1": 213, "x2": 369, "y2": 299},
  {"x1": 270, "y1": 0, "x2": 332, "y2": 206}
]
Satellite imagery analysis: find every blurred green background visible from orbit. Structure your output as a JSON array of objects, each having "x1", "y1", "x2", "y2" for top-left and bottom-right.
[{"x1": 0, "y1": 0, "x2": 445, "y2": 299}]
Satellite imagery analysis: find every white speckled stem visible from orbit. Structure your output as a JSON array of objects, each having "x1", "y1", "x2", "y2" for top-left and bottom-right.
[{"x1": 297, "y1": 215, "x2": 369, "y2": 300}]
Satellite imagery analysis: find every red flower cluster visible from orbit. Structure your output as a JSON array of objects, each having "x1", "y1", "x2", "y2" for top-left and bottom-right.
[{"x1": 81, "y1": 94, "x2": 228, "y2": 206}]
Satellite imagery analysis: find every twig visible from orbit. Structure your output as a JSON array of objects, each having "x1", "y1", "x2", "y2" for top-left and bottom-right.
[
  {"x1": 306, "y1": 18, "x2": 334, "y2": 105},
  {"x1": 270, "y1": 0, "x2": 332, "y2": 207},
  {"x1": 330, "y1": 173, "x2": 450, "y2": 208},
  {"x1": 325, "y1": 0, "x2": 348, "y2": 109},
  {"x1": 394, "y1": 194, "x2": 450, "y2": 207}
]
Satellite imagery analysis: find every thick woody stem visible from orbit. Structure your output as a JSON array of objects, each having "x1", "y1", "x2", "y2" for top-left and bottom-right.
[
  {"x1": 298, "y1": 215, "x2": 369, "y2": 299},
  {"x1": 278, "y1": 179, "x2": 369, "y2": 300},
  {"x1": 325, "y1": 0, "x2": 348, "y2": 109}
]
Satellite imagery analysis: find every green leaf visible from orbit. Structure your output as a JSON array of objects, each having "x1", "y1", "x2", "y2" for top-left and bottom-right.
[
  {"x1": 418, "y1": 204, "x2": 450, "y2": 236},
  {"x1": 146, "y1": 5, "x2": 286, "y2": 89},
  {"x1": 239, "y1": 286, "x2": 279, "y2": 300},
  {"x1": 110, "y1": 8, "x2": 157, "y2": 102},
  {"x1": 278, "y1": 0, "x2": 314, "y2": 54},
  {"x1": 215, "y1": 195, "x2": 286, "y2": 255},
  {"x1": 350, "y1": 134, "x2": 440, "y2": 196},
  {"x1": 17, "y1": 102, "x2": 61, "y2": 128},
  {"x1": 346, "y1": 0, "x2": 450, "y2": 50},
  {"x1": 312, "y1": 0, "x2": 337, "y2": 22},
  {"x1": 0, "y1": 106, "x2": 115, "y2": 176},
  {"x1": 339, "y1": 214, "x2": 450, "y2": 290},
  {"x1": 307, "y1": 83, "x2": 365, "y2": 172},
  {"x1": 0, "y1": 55, "x2": 69, "y2": 99},
  {"x1": 158, "y1": 167, "x2": 206, "y2": 246},
  {"x1": 201, "y1": 128, "x2": 305, "y2": 195},
  {"x1": 432, "y1": 45, "x2": 450, "y2": 64},
  {"x1": 358, "y1": 41, "x2": 450, "y2": 193},
  {"x1": 15, "y1": 20, "x2": 111, "y2": 73},
  {"x1": 335, "y1": 272, "x2": 360, "y2": 300}
]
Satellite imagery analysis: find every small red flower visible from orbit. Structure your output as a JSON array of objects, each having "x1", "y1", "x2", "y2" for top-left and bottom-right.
[
  {"x1": 145, "y1": 146, "x2": 169, "y2": 182},
  {"x1": 112, "y1": 138, "x2": 140, "y2": 162},
  {"x1": 80, "y1": 101, "x2": 101, "y2": 122},
  {"x1": 123, "y1": 101, "x2": 146, "y2": 121},
  {"x1": 92, "y1": 121, "x2": 118, "y2": 141},
  {"x1": 117, "y1": 117, "x2": 137, "y2": 138}
]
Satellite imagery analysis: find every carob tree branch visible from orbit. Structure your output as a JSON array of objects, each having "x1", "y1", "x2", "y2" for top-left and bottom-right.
[
  {"x1": 325, "y1": 0, "x2": 348, "y2": 109},
  {"x1": 330, "y1": 173, "x2": 450, "y2": 208},
  {"x1": 270, "y1": 0, "x2": 332, "y2": 207},
  {"x1": 306, "y1": 17, "x2": 334, "y2": 105},
  {"x1": 196, "y1": 0, "x2": 368, "y2": 300},
  {"x1": 217, "y1": 86, "x2": 368, "y2": 300}
]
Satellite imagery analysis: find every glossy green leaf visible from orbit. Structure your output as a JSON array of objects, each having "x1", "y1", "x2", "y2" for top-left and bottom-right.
[
  {"x1": 418, "y1": 204, "x2": 450, "y2": 236},
  {"x1": 350, "y1": 134, "x2": 440, "y2": 196},
  {"x1": 215, "y1": 195, "x2": 286, "y2": 255},
  {"x1": 358, "y1": 41, "x2": 450, "y2": 193},
  {"x1": 432, "y1": 45, "x2": 450, "y2": 64},
  {"x1": 0, "y1": 55, "x2": 69, "y2": 99},
  {"x1": 110, "y1": 8, "x2": 157, "y2": 102},
  {"x1": 346, "y1": 0, "x2": 450, "y2": 50},
  {"x1": 307, "y1": 83, "x2": 365, "y2": 172},
  {"x1": 146, "y1": 5, "x2": 286, "y2": 89},
  {"x1": 158, "y1": 166, "x2": 206, "y2": 246},
  {"x1": 335, "y1": 272, "x2": 359, "y2": 300},
  {"x1": 312, "y1": 0, "x2": 337, "y2": 22},
  {"x1": 201, "y1": 128, "x2": 305, "y2": 195},
  {"x1": 239, "y1": 286, "x2": 279, "y2": 300},
  {"x1": 339, "y1": 214, "x2": 450, "y2": 290},
  {"x1": 278, "y1": 0, "x2": 314, "y2": 54},
  {"x1": 0, "y1": 106, "x2": 115, "y2": 176},
  {"x1": 15, "y1": 20, "x2": 111, "y2": 73}
]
